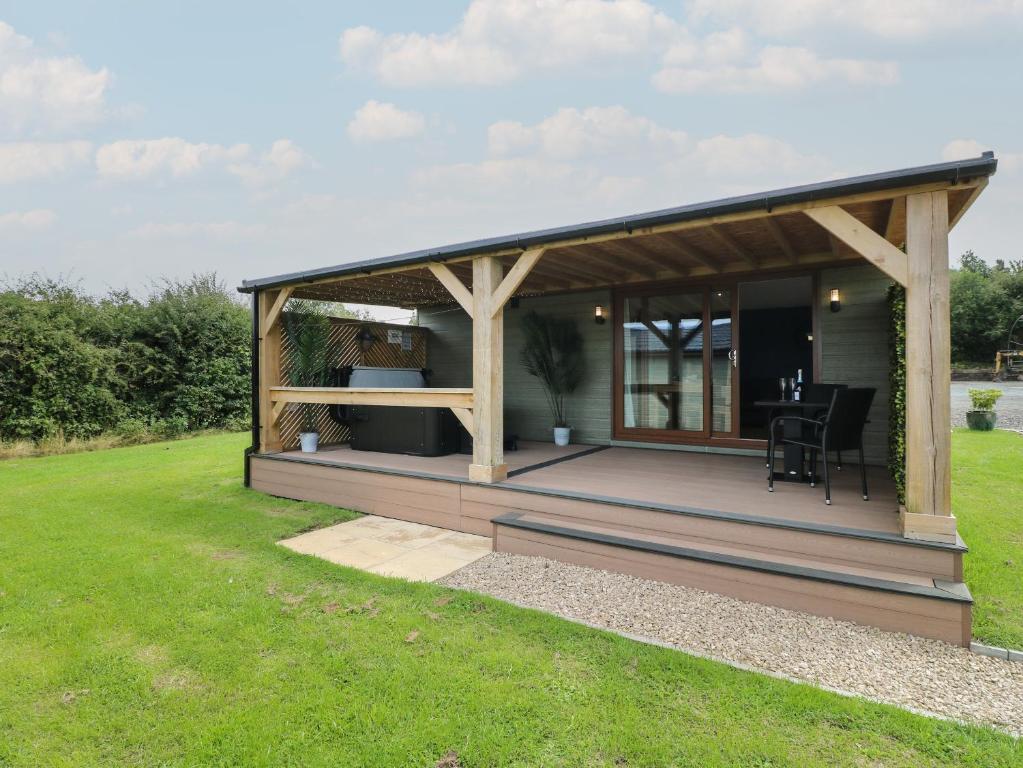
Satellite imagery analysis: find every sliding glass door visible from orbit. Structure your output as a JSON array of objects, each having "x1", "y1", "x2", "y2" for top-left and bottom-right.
[{"x1": 615, "y1": 286, "x2": 737, "y2": 441}]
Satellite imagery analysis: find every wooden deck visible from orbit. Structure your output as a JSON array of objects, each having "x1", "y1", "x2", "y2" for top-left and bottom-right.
[{"x1": 249, "y1": 442, "x2": 971, "y2": 645}]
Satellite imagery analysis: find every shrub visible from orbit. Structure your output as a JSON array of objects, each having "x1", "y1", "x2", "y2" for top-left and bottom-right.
[
  {"x1": 968, "y1": 388, "x2": 1003, "y2": 411},
  {"x1": 0, "y1": 273, "x2": 252, "y2": 445}
]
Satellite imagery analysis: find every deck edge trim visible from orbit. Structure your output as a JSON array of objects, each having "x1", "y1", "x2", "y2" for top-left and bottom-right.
[{"x1": 494, "y1": 513, "x2": 973, "y2": 603}]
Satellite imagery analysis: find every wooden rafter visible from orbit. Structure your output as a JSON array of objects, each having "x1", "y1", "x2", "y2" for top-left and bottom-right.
[
  {"x1": 948, "y1": 177, "x2": 988, "y2": 231},
  {"x1": 805, "y1": 206, "x2": 908, "y2": 286},
  {"x1": 885, "y1": 196, "x2": 906, "y2": 244},
  {"x1": 658, "y1": 231, "x2": 721, "y2": 272},
  {"x1": 762, "y1": 217, "x2": 797, "y2": 264},
  {"x1": 605, "y1": 239, "x2": 664, "y2": 272},
  {"x1": 706, "y1": 225, "x2": 758, "y2": 267}
]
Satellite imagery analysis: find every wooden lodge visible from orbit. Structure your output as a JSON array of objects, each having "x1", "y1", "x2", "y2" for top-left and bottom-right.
[{"x1": 239, "y1": 154, "x2": 997, "y2": 646}]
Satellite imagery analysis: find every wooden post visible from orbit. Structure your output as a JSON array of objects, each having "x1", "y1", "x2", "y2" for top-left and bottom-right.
[
  {"x1": 901, "y1": 190, "x2": 956, "y2": 543},
  {"x1": 469, "y1": 255, "x2": 507, "y2": 483},
  {"x1": 258, "y1": 288, "x2": 285, "y2": 453}
]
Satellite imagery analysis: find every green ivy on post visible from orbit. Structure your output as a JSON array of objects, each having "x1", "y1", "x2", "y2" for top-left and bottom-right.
[{"x1": 886, "y1": 283, "x2": 906, "y2": 504}]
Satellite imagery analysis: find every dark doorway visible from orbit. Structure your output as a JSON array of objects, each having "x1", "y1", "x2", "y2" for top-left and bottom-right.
[{"x1": 738, "y1": 276, "x2": 814, "y2": 439}]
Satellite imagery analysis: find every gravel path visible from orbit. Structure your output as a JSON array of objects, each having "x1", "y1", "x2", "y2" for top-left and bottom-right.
[
  {"x1": 441, "y1": 553, "x2": 1023, "y2": 736},
  {"x1": 952, "y1": 381, "x2": 1023, "y2": 431}
]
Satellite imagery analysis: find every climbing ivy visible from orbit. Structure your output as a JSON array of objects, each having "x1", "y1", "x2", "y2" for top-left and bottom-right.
[{"x1": 886, "y1": 283, "x2": 906, "y2": 503}]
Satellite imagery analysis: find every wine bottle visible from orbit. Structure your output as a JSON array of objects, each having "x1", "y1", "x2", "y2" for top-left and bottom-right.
[{"x1": 794, "y1": 369, "x2": 804, "y2": 401}]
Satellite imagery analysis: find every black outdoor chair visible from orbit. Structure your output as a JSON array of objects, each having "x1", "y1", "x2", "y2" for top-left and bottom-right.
[
  {"x1": 763, "y1": 383, "x2": 847, "y2": 468},
  {"x1": 767, "y1": 387, "x2": 876, "y2": 505}
]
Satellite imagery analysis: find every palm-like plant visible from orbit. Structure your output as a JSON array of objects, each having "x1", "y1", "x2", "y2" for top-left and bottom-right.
[
  {"x1": 520, "y1": 311, "x2": 585, "y2": 428},
  {"x1": 283, "y1": 299, "x2": 331, "y2": 433}
]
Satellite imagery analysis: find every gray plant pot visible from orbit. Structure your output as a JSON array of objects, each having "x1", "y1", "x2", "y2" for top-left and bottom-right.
[{"x1": 966, "y1": 410, "x2": 997, "y2": 431}]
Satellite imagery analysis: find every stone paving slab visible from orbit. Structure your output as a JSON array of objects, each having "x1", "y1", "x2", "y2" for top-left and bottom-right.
[{"x1": 279, "y1": 516, "x2": 491, "y2": 582}]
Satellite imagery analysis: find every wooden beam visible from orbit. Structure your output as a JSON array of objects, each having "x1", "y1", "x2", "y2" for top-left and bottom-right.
[
  {"x1": 490, "y1": 248, "x2": 545, "y2": 316},
  {"x1": 948, "y1": 177, "x2": 988, "y2": 231},
  {"x1": 762, "y1": 217, "x2": 797, "y2": 264},
  {"x1": 449, "y1": 407, "x2": 474, "y2": 434},
  {"x1": 261, "y1": 286, "x2": 293, "y2": 335},
  {"x1": 269, "y1": 386, "x2": 474, "y2": 410},
  {"x1": 597, "y1": 240, "x2": 669, "y2": 277},
  {"x1": 258, "y1": 289, "x2": 284, "y2": 452},
  {"x1": 427, "y1": 262, "x2": 474, "y2": 318},
  {"x1": 706, "y1": 225, "x2": 757, "y2": 267},
  {"x1": 805, "y1": 206, "x2": 909, "y2": 286},
  {"x1": 885, "y1": 196, "x2": 905, "y2": 244},
  {"x1": 470, "y1": 255, "x2": 507, "y2": 483},
  {"x1": 902, "y1": 190, "x2": 954, "y2": 543},
  {"x1": 278, "y1": 178, "x2": 984, "y2": 294},
  {"x1": 658, "y1": 232, "x2": 721, "y2": 272}
]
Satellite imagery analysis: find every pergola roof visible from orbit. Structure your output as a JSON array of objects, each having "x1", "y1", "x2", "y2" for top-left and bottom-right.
[{"x1": 239, "y1": 153, "x2": 997, "y2": 308}]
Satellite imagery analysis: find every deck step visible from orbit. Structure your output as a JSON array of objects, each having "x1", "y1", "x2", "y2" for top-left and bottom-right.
[
  {"x1": 492, "y1": 512, "x2": 972, "y2": 646},
  {"x1": 470, "y1": 483, "x2": 965, "y2": 582}
]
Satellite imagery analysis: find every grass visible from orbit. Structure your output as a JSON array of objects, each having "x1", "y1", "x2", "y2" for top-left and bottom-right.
[
  {"x1": 0, "y1": 434, "x2": 1018, "y2": 767},
  {"x1": 954, "y1": 428, "x2": 1023, "y2": 650}
]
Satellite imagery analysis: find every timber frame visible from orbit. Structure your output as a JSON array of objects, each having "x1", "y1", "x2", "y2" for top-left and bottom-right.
[{"x1": 242, "y1": 153, "x2": 998, "y2": 544}]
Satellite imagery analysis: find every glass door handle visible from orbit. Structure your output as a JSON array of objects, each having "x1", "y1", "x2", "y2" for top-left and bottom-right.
[{"x1": 728, "y1": 349, "x2": 738, "y2": 368}]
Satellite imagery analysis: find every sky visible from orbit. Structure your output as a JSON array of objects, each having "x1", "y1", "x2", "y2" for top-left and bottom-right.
[{"x1": 1, "y1": 0, "x2": 1021, "y2": 308}]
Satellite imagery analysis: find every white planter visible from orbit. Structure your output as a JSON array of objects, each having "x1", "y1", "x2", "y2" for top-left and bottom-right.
[
  {"x1": 553, "y1": 426, "x2": 571, "y2": 446},
  {"x1": 299, "y1": 432, "x2": 320, "y2": 453}
]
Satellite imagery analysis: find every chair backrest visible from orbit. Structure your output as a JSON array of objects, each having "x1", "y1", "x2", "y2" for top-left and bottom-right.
[
  {"x1": 823, "y1": 387, "x2": 875, "y2": 451},
  {"x1": 801, "y1": 382, "x2": 847, "y2": 407}
]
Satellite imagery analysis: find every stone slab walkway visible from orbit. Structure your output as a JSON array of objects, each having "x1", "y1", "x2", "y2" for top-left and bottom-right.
[{"x1": 279, "y1": 516, "x2": 491, "y2": 582}]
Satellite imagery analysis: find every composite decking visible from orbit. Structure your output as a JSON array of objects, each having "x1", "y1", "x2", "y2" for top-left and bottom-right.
[{"x1": 250, "y1": 442, "x2": 971, "y2": 645}]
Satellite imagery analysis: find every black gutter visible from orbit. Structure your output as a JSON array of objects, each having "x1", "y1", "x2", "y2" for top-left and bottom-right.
[
  {"x1": 237, "y1": 153, "x2": 997, "y2": 293},
  {"x1": 244, "y1": 289, "x2": 259, "y2": 488}
]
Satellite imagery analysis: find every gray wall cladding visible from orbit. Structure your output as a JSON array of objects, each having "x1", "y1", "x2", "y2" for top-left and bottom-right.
[
  {"x1": 420, "y1": 265, "x2": 891, "y2": 464},
  {"x1": 419, "y1": 289, "x2": 613, "y2": 444},
  {"x1": 819, "y1": 264, "x2": 891, "y2": 465}
]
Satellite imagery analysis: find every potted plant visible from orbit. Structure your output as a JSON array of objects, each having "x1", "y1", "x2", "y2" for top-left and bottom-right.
[
  {"x1": 520, "y1": 311, "x2": 584, "y2": 446},
  {"x1": 966, "y1": 388, "x2": 1002, "y2": 431},
  {"x1": 283, "y1": 300, "x2": 331, "y2": 452}
]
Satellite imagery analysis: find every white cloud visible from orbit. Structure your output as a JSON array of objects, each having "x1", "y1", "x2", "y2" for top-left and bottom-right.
[
  {"x1": 0, "y1": 21, "x2": 110, "y2": 133},
  {"x1": 95, "y1": 137, "x2": 248, "y2": 180},
  {"x1": 654, "y1": 33, "x2": 898, "y2": 93},
  {"x1": 347, "y1": 100, "x2": 426, "y2": 142},
  {"x1": 228, "y1": 139, "x2": 311, "y2": 185},
  {"x1": 942, "y1": 139, "x2": 1021, "y2": 174},
  {"x1": 125, "y1": 220, "x2": 265, "y2": 241},
  {"x1": 0, "y1": 208, "x2": 56, "y2": 231},
  {"x1": 0, "y1": 140, "x2": 92, "y2": 183},
  {"x1": 414, "y1": 106, "x2": 831, "y2": 214},
  {"x1": 489, "y1": 106, "x2": 688, "y2": 159},
  {"x1": 686, "y1": 0, "x2": 1023, "y2": 40},
  {"x1": 338, "y1": 1, "x2": 897, "y2": 94},
  {"x1": 339, "y1": 0, "x2": 680, "y2": 86},
  {"x1": 96, "y1": 137, "x2": 309, "y2": 184}
]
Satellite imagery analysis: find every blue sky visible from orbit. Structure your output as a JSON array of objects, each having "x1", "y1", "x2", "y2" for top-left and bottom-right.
[{"x1": 1, "y1": 0, "x2": 1020, "y2": 302}]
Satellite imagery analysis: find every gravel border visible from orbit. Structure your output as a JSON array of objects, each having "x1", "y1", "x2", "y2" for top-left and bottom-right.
[{"x1": 440, "y1": 553, "x2": 1023, "y2": 736}]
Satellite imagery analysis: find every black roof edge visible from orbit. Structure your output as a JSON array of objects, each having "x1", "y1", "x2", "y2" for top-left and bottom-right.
[{"x1": 237, "y1": 152, "x2": 997, "y2": 293}]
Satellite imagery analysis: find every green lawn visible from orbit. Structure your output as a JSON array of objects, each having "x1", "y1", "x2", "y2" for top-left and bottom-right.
[
  {"x1": 954, "y1": 428, "x2": 1023, "y2": 649},
  {"x1": 0, "y1": 434, "x2": 1019, "y2": 767}
]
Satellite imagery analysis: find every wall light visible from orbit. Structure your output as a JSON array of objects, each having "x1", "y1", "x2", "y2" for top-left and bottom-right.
[
  {"x1": 594, "y1": 304, "x2": 606, "y2": 325},
  {"x1": 829, "y1": 288, "x2": 842, "y2": 313}
]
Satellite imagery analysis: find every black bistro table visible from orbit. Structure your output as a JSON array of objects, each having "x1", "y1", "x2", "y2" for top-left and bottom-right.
[{"x1": 753, "y1": 400, "x2": 829, "y2": 483}]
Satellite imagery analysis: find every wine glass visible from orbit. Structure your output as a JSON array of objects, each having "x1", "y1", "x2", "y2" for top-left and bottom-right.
[{"x1": 778, "y1": 377, "x2": 787, "y2": 401}]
